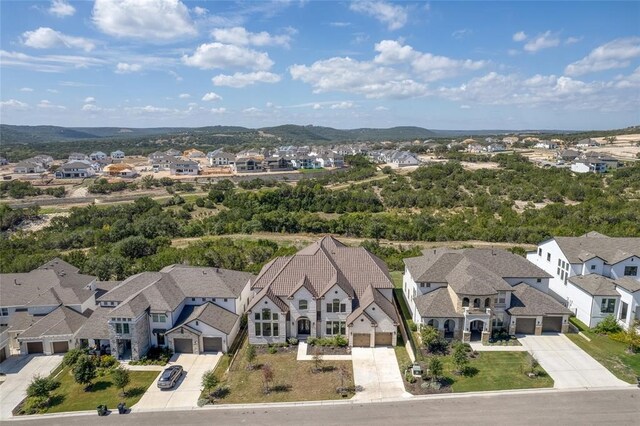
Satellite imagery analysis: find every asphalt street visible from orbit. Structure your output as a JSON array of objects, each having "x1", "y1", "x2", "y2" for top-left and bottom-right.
[{"x1": 10, "y1": 388, "x2": 640, "y2": 426}]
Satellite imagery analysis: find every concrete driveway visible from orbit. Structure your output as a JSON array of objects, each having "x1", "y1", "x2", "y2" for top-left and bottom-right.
[
  {"x1": 0, "y1": 355, "x2": 63, "y2": 420},
  {"x1": 518, "y1": 334, "x2": 631, "y2": 389},
  {"x1": 351, "y1": 347, "x2": 409, "y2": 401},
  {"x1": 132, "y1": 353, "x2": 222, "y2": 411}
]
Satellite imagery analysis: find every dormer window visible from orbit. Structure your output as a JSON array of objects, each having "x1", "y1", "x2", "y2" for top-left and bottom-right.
[{"x1": 299, "y1": 300, "x2": 308, "y2": 310}]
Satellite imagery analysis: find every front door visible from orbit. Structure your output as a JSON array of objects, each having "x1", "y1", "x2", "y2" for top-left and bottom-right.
[{"x1": 297, "y1": 318, "x2": 311, "y2": 335}]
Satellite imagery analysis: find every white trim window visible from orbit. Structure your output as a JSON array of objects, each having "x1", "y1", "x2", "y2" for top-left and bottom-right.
[
  {"x1": 326, "y1": 299, "x2": 346, "y2": 313},
  {"x1": 600, "y1": 298, "x2": 616, "y2": 314},
  {"x1": 254, "y1": 308, "x2": 279, "y2": 337},
  {"x1": 151, "y1": 313, "x2": 166, "y2": 323},
  {"x1": 325, "y1": 321, "x2": 346, "y2": 335}
]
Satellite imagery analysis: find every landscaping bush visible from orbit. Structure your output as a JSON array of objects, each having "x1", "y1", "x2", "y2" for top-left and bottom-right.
[
  {"x1": 26, "y1": 375, "x2": 59, "y2": 399},
  {"x1": 333, "y1": 335, "x2": 348, "y2": 347},
  {"x1": 287, "y1": 337, "x2": 299, "y2": 345},
  {"x1": 404, "y1": 371, "x2": 417, "y2": 384},
  {"x1": 97, "y1": 355, "x2": 118, "y2": 369},
  {"x1": 129, "y1": 346, "x2": 172, "y2": 365},
  {"x1": 21, "y1": 396, "x2": 50, "y2": 415},
  {"x1": 610, "y1": 325, "x2": 640, "y2": 353},
  {"x1": 592, "y1": 315, "x2": 622, "y2": 335},
  {"x1": 62, "y1": 347, "x2": 86, "y2": 368},
  {"x1": 407, "y1": 319, "x2": 418, "y2": 332},
  {"x1": 268, "y1": 346, "x2": 278, "y2": 354}
]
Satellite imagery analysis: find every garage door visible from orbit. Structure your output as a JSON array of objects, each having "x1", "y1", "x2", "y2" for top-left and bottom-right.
[
  {"x1": 203, "y1": 337, "x2": 222, "y2": 353},
  {"x1": 352, "y1": 333, "x2": 370, "y2": 347},
  {"x1": 26, "y1": 341, "x2": 44, "y2": 354},
  {"x1": 542, "y1": 316, "x2": 563, "y2": 333},
  {"x1": 52, "y1": 341, "x2": 69, "y2": 354},
  {"x1": 515, "y1": 318, "x2": 536, "y2": 334},
  {"x1": 0, "y1": 346, "x2": 6, "y2": 363},
  {"x1": 173, "y1": 338, "x2": 194, "y2": 354},
  {"x1": 375, "y1": 332, "x2": 393, "y2": 346}
]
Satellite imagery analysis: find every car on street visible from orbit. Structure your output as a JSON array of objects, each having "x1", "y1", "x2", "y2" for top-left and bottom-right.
[{"x1": 157, "y1": 365, "x2": 183, "y2": 389}]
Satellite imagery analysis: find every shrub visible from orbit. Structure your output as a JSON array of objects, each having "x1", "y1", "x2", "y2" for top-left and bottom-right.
[
  {"x1": 210, "y1": 385, "x2": 230, "y2": 399},
  {"x1": 407, "y1": 320, "x2": 418, "y2": 332},
  {"x1": 429, "y1": 357, "x2": 443, "y2": 381},
  {"x1": 112, "y1": 367, "x2": 130, "y2": 396},
  {"x1": 404, "y1": 371, "x2": 416, "y2": 383},
  {"x1": 246, "y1": 344, "x2": 257, "y2": 369},
  {"x1": 202, "y1": 369, "x2": 218, "y2": 394},
  {"x1": 98, "y1": 355, "x2": 118, "y2": 369},
  {"x1": 62, "y1": 348, "x2": 86, "y2": 368},
  {"x1": 73, "y1": 355, "x2": 97, "y2": 389},
  {"x1": 333, "y1": 335, "x2": 348, "y2": 347},
  {"x1": 287, "y1": 337, "x2": 299, "y2": 345},
  {"x1": 268, "y1": 346, "x2": 277, "y2": 354},
  {"x1": 592, "y1": 315, "x2": 622, "y2": 335},
  {"x1": 21, "y1": 396, "x2": 50, "y2": 414},
  {"x1": 26, "y1": 375, "x2": 59, "y2": 399},
  {"x1": 452, "y1": 343, "x2": 469, "y2": 373},
  {"x1": 420, "y1": 325, "x2": 439, "y2": 347},
  {"x1": 306, "y1": 337, "x2": 318, "y2": 346}
]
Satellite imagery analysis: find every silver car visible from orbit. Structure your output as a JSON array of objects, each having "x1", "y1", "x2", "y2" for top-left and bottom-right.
[{"x1": 157, "y1": 365, "x2": 183, "y2": 389}]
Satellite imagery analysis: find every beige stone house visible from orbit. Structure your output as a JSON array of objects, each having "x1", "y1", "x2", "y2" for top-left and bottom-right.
[{"x1": 247, "y1": 236, "x2": 399, "y2": 347}]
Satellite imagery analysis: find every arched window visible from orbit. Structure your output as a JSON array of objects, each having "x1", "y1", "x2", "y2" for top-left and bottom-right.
[
  {"x1": 484, "y1": 298, "x2": 491, "y2": 308},
  {"x1": 427, "y1": 319, "x2": 439, "y2": 329},
  {"x1": 473, "y1": 298, "x2": 481, "y2": 308},
  {"x1": 299, "y1": 300, "x2": 308, "y2": 310},
  {"x1": 462, "y1": 297, "x2": 470, "y2": 307},
  {"x1": 444, "y1": 319, "x2": 455, "y2": 332},
  {"x1": 261, "y1": 308, "x2": 271, "y2": 320}
]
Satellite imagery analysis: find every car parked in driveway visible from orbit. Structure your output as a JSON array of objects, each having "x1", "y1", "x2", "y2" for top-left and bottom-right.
[{"x1": 157, "y1": 365, "x2": 183, "y2": 389}]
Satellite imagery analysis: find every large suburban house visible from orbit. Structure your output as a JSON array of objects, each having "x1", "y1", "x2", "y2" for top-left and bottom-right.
[
  {"x1": 208, "y1": 150, "x2": 236, "y2": 166},
  {"x1": 247, "y1": 236, "x2": 399, "y2": 347},
  {"x1": 0, "y1": 259, "x2": 97, "y2": 355},
  {"x1": 526, "y1": 232, "x2": 640, "y2": 329},
  {"x1": 55, "y1": 160, "x2": 96, "y2": 179},
  {"x1": 403, "y1": 248, "x2": 571, "y2": 343},
  {"x1": 80, "y1": 265, "x2": 253, "y2": 359},
  {"x1": 169, "y1": 160, "x2": 199, "y2": 176},
  {"x1": 570, "y1": 153, "x2": 620, "y2": 174}
]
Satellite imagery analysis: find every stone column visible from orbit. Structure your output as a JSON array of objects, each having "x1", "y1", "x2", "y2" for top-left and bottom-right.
[{"x1": 534, "y1": 316, "x2": 543, "y2": 335}]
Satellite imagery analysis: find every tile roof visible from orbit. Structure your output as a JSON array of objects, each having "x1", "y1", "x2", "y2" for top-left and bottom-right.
[
  {"x1": 567, "y1": 274, "x2": 619, "y2": 297},
  {"x1": 18, "y1": 306, "x2": 87, "y2": 339},
  {"x1": 169, "y1": 302, "x2": 239, "y2": 335},
  {"x1": 252, "y1": 236, "x2": 393, "y2": 300},
  {"x1": 554, "y1": 232, "x2": 640, "y2": 264},
  {"x1": 507, "y1": 283, "x2": 572, "y2": 316},
  {"x1": 247, "y1": 286, "x2": 289, "y2": 312},
  {"x1": 413, "y1": 288, "x2": 463, "y2": 318},
  {"x1": 346, "y1": 285, "x2": 398, "y2": 324}
]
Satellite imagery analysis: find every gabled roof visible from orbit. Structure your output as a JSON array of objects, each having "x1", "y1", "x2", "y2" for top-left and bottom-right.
[
  {"x1": 247, "y1": 285, "x2": 289, "y2": 313},
  {"x1": 159, "y1": 265, "x2": 253, "y2": 298},
  {"x1": 413, "y1": 288, "x2": 463, "y2": 318},
  {"x1": 554, "y1": 233, "x2": 640, "y2": 264},
  {"x1": 346, "y1": 284, "x2": 398, "y2": 325},
  {"x1": 252, "y1": 236, "x2": 392, "y2": 300},
  {"x1": 287, "y1": 275, "x2": 318, "y2": 298},
  {"x1": 109, "y1": 292, "x2": 150, "y2": 318},
  {"x1": 507, "y1": 283, "x2": 572, "y2": 316},
  {"x1": 168, "y1": 302, "x2": 239, "y2": 335},
  {"x1": 613, "y1": 277, "x2": 640, "y2": 294},
  {"x1": 567, "y1": 274, "x2": 619, "y2": 297},
  {"x1": 17, "y1": 306, "x2": 87, "y2": 339},
  {"x1": 75, "y1": 306, "x2": 112, "y2": 339}
]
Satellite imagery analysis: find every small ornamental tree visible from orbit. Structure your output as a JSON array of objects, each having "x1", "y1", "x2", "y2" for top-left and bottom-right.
[
  {"x1": 452, "y1": 343, "x2": 469, "y2": 374},
  {"x1": 312, "y1": 346, "x2": 324, "y2": 373},
  {"x1": 112, "y1": 366, "x2": 130, "y2": 397},
  {"x1": 73, "y1": 355, "x2": 97, "y2": 390},
  {"x1": 262, "y1": 364, "x2": 274, "y2": 394},
  {"x1": 337, "y1": 365, "x2": 351, "y2": 389},
  {"x1": 420, "y1": 326, "x2": 439, "y2": 348},
  {"x1": 429, "y1": 357, "x2": 443, "y2": 382},
  {"x1": 202, "y1": 369, "x2": 218, "y2": 395},
  {"x1": 26, "y1": 375, "x2": 57, "y2": 399},
  {"x1": 246, "y1": 344, "x2": 256, "y2": 370}
]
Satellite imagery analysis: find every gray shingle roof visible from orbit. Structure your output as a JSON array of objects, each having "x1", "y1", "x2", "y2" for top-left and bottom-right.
[
  {"x1": 109, "y1": 292, "x2": 150, "y2": 318},
  {"x1": 252, "y1": 236, "x2": 393, "y2": 300},
  {"x1": 75, "y1": 306, "x2": 112, "y2": 340},
  {"x1": 160, "y1": 265, "x2": 253, "y2": 298},
  {"x1": 554, "y1": 233, "x2": 640, "y2": 264},
  {"x1": 169, "y1": 302, "x2": 239, "y2": 335},
  {"x1": 7, "y1": 311, "x2": 40, "y2": 333},
  {"x1": 568, "y1": 274, "x2": 619, "y2": 297},
  {"x1": 17, "y1": 306, "x2": 87, "y2": 339},
  {"x1": 507, "y1": 284, "x2": 572, "y2": 316},
  {"x1": 413, "y1": 288, "x2": 464, "y2": 318},
  {"x1": 613, "y1": 277, "x2": 640, "y2": 293}
]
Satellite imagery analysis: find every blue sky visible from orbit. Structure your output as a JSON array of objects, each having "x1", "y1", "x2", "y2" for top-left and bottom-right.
[{"x1": 1, "y1": 0, "x2": 639, "y2": 130}]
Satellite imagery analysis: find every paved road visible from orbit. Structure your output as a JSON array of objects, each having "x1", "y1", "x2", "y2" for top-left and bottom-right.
[
  {"x1": 132, "y1": 353, "x2": 222, "y2": 411},
  {"x1": 10, "y1": 389, "x2": 640, "y2": 425},
  {"x1": 0, "y1": 355, "x2": 63, "y2": 420},
  {"x1": 351, "y1": 347, "x2": 409, "y2": 401},
  {"x1": 518, "y1": 334, "x2": 630, "y2": 388}
]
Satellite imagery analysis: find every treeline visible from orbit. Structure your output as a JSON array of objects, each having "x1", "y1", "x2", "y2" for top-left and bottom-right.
[{"x1": 0, "y1": 180, "x2": 66, "y2": 199}]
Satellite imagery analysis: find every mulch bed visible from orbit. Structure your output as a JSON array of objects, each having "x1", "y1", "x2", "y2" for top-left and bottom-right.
[
  {"x1": 255, "y1": 345, "x2": 297, "y2": 355},
  {"x1": 306, "y1": 345, "x2": 351, "y2": 356}
]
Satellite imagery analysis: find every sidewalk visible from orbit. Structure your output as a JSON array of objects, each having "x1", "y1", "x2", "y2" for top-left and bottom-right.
[{"x1": 296, "y1": 342, "x2": 352, "y2": 361}]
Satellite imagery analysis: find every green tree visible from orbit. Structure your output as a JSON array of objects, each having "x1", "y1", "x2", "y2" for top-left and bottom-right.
[
  {"x1": 429, "y1": 357, "x2": 443, "y2": 381},
  {"x1": 452, "y1": 343, "x2": 469, "y2": 374},
  {"x1": 201, "y1": 369, "x2": 218, "y2": 395},
  {"x1": 73, "y1": 355, "x2": 97, "y2": 390},
  {"x1": 615, "y1": 323, "x2": 640, "y2": 353},
  {"x1": 112, "y1": 366, "x2": 130, "y2": 397},
  {"x1": 246, "y1": 344, "x2": 256, "y2": 370},
  {"x1": 420, "y1": 325, "x2": 439, "y2": 348},
  {"x1": 26, "y1": 375, "x2": 58, "y2": 399}
]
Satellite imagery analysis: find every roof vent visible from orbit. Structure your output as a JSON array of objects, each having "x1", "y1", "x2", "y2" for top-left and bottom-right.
[{"x1": 14, "y1": 279, "x2": 20, "y2": 285}]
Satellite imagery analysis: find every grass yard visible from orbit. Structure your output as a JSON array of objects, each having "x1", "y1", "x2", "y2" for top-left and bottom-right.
[
  {"x1": 44, "y1": 367, "x2": 158, "y2": 413},
  {"x1": 566, "y1": 319, "x2": 639, "y2": 383},
  {"x1": 447, "y1": 352, "x2": 553, "y2": 392},
  {"x1": 390, "y1": 271, "x2": 403, "y2": 289},
  {"x1": 215, "y1": 342, "x2": 354, "y2": 404}
]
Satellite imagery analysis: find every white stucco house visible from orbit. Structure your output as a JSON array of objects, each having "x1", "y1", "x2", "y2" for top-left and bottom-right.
[
  {"x1": 247, "y1": 236, "x2": 399, "y2": 347},
  {"x1": 526, "y1": 232, "x2": 640, "y2": 329}
]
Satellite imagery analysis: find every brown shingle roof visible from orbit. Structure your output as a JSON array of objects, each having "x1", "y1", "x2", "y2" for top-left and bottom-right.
[
  {"x1": 507, "y1": 283, "x2": 572, "y2": 316},
  {"x1": 413, "y1": 288, "x2": 464, "y2": 318}
]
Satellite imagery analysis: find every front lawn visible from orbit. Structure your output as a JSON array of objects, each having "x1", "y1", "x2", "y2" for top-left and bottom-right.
[
  {"x1": 566, "y1": 326, "x2": 640, "y2": 384},
  {"x1": 44, "y1": 367, "x2": 158, "y2": 413},
  {"x1": 212, "y1": 341, "x2": 354, "y2": 404}
]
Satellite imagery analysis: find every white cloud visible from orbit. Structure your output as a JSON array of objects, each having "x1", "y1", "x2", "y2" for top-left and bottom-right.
[
  {"x1": 350, "y1": 1, "x2": 408, "y2": 31},
  {"x1": 82, "y1": 103, "x2": 101, "y2": 112},
  {"x1": 452, "y1": 29, "x2": 472, "y2": 40},
  {"x1": 115, "y1": 62, "x2": 142, "y2": 73},
  {"x1": 512, "y1": 31, "x2": 527, "y2": 42},
  {"x1": 202, "y1": 92, "x2": 223, "y2": 101},
  {"x1": 178, "y1": 93, "x2": 191, "y2": 99},
  {"x1": 211, "y1": 27, "x2": 292, "y2": 48},
  {"x1": 290, "y1": 56, "x2": 428, "y2": 99},
  {"x1": 125, "y1": 105, "x2": 177, "y2": 114},
  {"x1": 565, "y1": 37, "x2": 640, "y2": 76},
  {"x1": 22, "y1": 27, "x2": 95, "y2": 52},
  {"x1": 49, "y1": 0, "x2": 75, "y2": 17},
  {"x1": 182, "y1": 43, "x2": 273, "y2": 70},
  {"x1": 211, "y1": 107, "x2": 226, "y2": 114},
  {"x1": 37, "y1": 99, "x2": 66, "y2": 110},
  {"x1": 168, "y1": 70, "x2": 183, "y2": 81},
  {"x1": 614, "y1": 66, "x2": 640, "y2": 89},
  {"x1": 193, "y1": 6, "x2": 208, "y2": 16},
  {"x1": 0, "y1": 50, "x2": 106, "y2": 72},
  {"x1": 460, "y1": 104, "x2": 471, "y2": 109},
  {"x1": 330, "y1": 101, "x2": 354, "y2": 109},
  {"x1": 524, "y1": 31, "x2": 560, "y2": 52},
  {"x1": 47, "y1": 89, "x2": 59, "y2": 93},
  {"x1": 243, "y1": 107, "x2": 260, "y2": 113},
  {"x1": 0, "y1": 99, "x2": 29, "y2": 110},
  {"x1": 374, "y1": 106, "x2": 388, "y2": 111},
  {"x1": 212, "y1": 71, "x2": 281, "y2": 88},
  {"x1": 312, "y1": 103, "x2": 322, "y2": 110},
  {"x1": 565, "y1": 36, "x2": 582, "y2": 45},
  {"x1": 330, "y1": 22, "x2": 351, "y2": 27},
  {"x1": 20, "y1": 87, "x2": 34, "y2": 92},
  {"x1": 84, "y1": 96, "x2": 96, "y2": 103},
  {"x1": 92, "y1": 0, "x2": 196, "y2": 41}
]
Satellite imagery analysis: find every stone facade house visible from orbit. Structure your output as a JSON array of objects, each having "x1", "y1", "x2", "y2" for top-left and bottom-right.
[
  {"x1": 404, "y1": 248, "x2": 570, "y2": 343},
  {"x1": 247, "y1": 236, "x2": 399, "y2": 347},
  {"x1": 527, "y1": 232, "x2": 640, "y2": 329}
]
